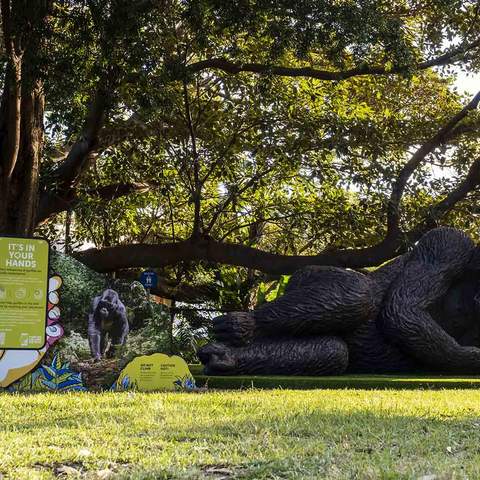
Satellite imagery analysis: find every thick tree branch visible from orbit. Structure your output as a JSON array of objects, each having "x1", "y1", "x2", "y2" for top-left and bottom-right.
[
  {"x1": 188, "y1": 38, "x2": 480, "y2": 81},
  {"x1": 408, "y1": 158, "x2": 480, "y2": 240},
  {"x1": 182, "y1": 77, "x2": 202, "y2": 238},
  {"x1": 74, "y1": 235, "x2": 402, "y2": 275},
  {"x1": 386, "y1": 90, "x2": 480, "y2": 238},
  {"x1": 37, "y1": 182, "x2": 151, "y2": 223},
  {"x1": 52, "y1": 87, "x2": 108, "y2": 188},
  {"x1": 36, "y1": 81, "x2": 112, "y2": 222},
  {"x1": 75, "y1": 153, "x2": 480, "y2": 276}
]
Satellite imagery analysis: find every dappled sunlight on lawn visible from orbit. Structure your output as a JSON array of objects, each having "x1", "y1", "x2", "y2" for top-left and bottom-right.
[{"x1": 1, "y1": 389, "x2": 480, "y2": 478}]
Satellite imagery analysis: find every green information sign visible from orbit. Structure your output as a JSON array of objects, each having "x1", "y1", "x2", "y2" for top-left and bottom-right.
[
  {"x1": 0, "y1": 237, "x2": 49, "y2": 349},
  {"x1": 112, "y1": 353, "x2": 196, "y2": 391}
]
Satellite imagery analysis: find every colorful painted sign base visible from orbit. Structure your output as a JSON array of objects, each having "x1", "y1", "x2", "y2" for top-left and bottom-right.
[
  {"x1": 112, "y1": 353, "x2": 196, "y2": 392},
  {"x1": 8, "y1": 354, "x2": 86, "y2": 392},
  {"x1": 0, "y1": 237, "x2": 50, "y2": 349},
  {"x1": 0, "y1": 275, "x2": 64, "y2": 387}
]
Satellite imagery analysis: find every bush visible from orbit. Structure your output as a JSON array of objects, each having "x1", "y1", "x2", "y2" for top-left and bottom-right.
[
  {"x1": 122, "y1": 303, "x2": 171, "y2": 360},
  {"x1": 110, "y1": 279, "x2": 154, "y2": 330},
  {"x1": 55, "y1": 331, "x2": 91, "y2": 363},
  {"x1": 50, "y1": 250, "x2": 106, "y2": 333}
]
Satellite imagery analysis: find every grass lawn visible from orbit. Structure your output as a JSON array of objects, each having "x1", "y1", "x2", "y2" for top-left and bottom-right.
[{"x1": 2, "y1": 389, "x2": 480, "y2": 479}]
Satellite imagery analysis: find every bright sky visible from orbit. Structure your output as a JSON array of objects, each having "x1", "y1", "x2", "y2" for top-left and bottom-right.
[
  {"x1": 426, "y1": 68, "x2": 479, "y2": 182},
  {"x1": 454, "y1": 70, "x2": 480, "y2": 96}
]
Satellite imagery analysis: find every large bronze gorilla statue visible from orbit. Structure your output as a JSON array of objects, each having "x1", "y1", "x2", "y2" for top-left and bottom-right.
[{"x1": 199, "y1": 228, "x2": 480, "y2": 375}]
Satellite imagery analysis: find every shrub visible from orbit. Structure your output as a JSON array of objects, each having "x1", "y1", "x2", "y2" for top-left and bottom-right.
[
  {"x1": 50, "y1": 250, "x2": 106, "y2": 333},
  {"x1": 55, "y1": 330, "x2": 91, "y2": 363}
]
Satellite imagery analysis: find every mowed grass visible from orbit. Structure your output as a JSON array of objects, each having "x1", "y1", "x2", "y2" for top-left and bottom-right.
[{"x1": 2, "y1": 389, "x2": 480, "y2": 479}]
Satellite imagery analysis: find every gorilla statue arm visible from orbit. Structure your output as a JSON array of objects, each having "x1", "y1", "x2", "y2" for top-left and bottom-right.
[
  {"x1": 212, "y1": 266, "x2": 376, "y2": 346},
  {"x1": 379, "y1": 228, "x2": 480, "y2": 373}
]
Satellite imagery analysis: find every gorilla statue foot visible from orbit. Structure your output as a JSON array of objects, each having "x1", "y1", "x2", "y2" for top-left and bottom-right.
[
  {"x1": 212, "y1": 311, "x2": 256, "y2": 346},
  {"x1": 198, "y1": 342, "x2": 237, "y2": 375}
]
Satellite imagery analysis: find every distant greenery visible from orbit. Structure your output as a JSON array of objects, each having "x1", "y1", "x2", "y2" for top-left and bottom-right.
[
  {"x1": 3, "y1": 389, "x2": 480, "y2": 478},
  {"x1": 51, "y1": 250, "x2": 198, "y2": 361},
  {"x1": 50, "y1": 250, "x2": 105, "y2": 333},
  {"x1": 256, "y1": 275, "x2": 290, "y2": 306}
]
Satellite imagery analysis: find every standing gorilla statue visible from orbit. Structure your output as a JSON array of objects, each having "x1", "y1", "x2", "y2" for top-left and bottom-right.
[
  {"x1": 88, "y1": 288, "x2": 129, "y2": 360},
  {"x1": 199, "y1": 227, "x2": 480, "y2": 375}
]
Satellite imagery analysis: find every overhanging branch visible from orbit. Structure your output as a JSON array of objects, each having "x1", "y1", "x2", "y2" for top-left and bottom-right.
[
  {"x1": 37, "y1": 182, "x2": 152, "y2": 223},
  {"x1": 74, "y1": 153, "x2": 480, "y2": 276},
  {"x1": 52, "y1": 86, "x2": 108, "y2": 189},
  {"x1": 386, "y1": 90, "x2": 480, "y2": 238},
  {"x1": 408, "y1": 157, "x2": 480, "y2": 240},
  {"x1": 74, "y1": 235, "x2": 403, "y2": 274},
  {"x1": 188, "y1": 38, "x2": 480, "y2": 81}
]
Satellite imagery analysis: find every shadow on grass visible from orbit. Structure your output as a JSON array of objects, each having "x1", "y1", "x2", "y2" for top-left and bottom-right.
[{"x1": 3, "y1": 391, "x2": 480, "y2": 478}]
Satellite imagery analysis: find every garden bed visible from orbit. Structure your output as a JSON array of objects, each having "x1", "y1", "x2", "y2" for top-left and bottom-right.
[{"x1": 190, "y1": 364, "x2": 480, "y2": 390}]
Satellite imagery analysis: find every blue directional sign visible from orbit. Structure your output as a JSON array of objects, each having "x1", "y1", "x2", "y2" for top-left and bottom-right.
[{"x1": 139, "y1": 270, "x2": 158, "y2": 290}]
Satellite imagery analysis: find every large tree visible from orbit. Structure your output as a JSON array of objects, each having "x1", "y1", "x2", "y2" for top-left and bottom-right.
[{"x1": 1, "y1": 0, "x2": 480, "y2": 279}]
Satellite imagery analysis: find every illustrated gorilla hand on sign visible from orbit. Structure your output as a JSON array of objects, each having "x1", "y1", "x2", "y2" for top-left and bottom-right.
[
  {"x1": 88, "y1": 289, "x2": 129, "y2": 360},
  {"x1": 0, "y1": 276, "x2": 64, "y2": 387}
]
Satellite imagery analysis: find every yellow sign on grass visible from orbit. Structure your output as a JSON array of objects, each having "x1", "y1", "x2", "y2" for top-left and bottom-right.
[
  {"x1": 113, "y1": 353, "x2": 196, "y2": 391},
  {"x1": 0, "y1": 237, "x2": 49, "y2": 349}
]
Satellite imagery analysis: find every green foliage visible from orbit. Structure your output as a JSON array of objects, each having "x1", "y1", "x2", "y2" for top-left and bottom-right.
[
  {"x1": 123, "y1": 304, "x2": 171, "y2": 360},
  {"x1": 56, "y1": 331, "x2": 91, "y2": 363},
  {"x1": 49, "y1": 250, "x2": 106, "y2": 333},
  {"x1": 172, "y1": 314, "x2": 210, "y2": 363},
  {"x1": 256, "y1": 275, "x2": 290, "y2": 306},
  {"x1": 110, "y1": 280, "x2": 153, "y2": 329}
]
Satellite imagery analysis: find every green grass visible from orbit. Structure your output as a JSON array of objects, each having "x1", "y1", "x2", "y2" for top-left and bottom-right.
[{"x1": 2, "y1": 389, "x2": 480, "y2": 479}]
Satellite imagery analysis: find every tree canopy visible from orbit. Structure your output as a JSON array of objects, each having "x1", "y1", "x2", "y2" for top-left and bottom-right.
[{"x1": 1, "y1": 0, "x2": 480, "y2": 303}]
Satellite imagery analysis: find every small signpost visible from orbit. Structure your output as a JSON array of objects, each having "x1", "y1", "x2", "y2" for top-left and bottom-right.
[
  {"x1": 112, "y1": 353, "x2": 195, "y2": 391},
  {"x1": 0, "y1": 237, "x2": 49, "y2": 349},
  {"x1": 139, "y1": 270, "x2": 158, "y2": 291},
  {"x1": 139, "y1": 270, "x2": 158, "y2": 303}
]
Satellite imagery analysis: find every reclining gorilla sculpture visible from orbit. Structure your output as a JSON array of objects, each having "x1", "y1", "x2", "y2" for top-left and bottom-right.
[
  {"x1": 88, "y1": 288, "x2": 129, "y2": 360},
  {"x1": 199, "y1": 227, "x2": 480, "y2": 375}
]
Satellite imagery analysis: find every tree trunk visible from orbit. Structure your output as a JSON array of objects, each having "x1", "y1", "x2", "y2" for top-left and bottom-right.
[
  {"x1": 0, "y1": 0, "x2": 49, "y2": 236},
  {"x1": 0, "y1": 85, "x2": 44, "y2": 236}
]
